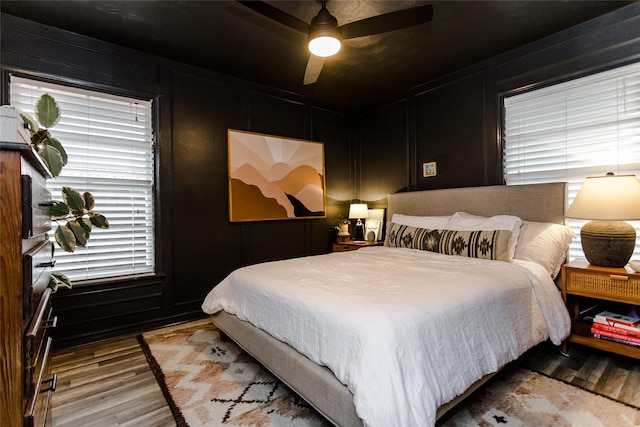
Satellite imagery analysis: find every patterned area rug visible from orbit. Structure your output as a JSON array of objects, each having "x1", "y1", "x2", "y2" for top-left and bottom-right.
[
  {"x1": 138, "y1": 319, "x2": 640, "y2": 427},
  {"x1": 138, "y1": 319, "x2": 329, "y2": 426},
  {"x1": 439, "y1": 368, "x2": 640, "y2": 427}
]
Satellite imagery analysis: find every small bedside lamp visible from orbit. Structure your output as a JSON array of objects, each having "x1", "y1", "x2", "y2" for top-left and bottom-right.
[
  {"x1": 349, "y1": 203, "x2": 368, "y2": 241},
  {"x1": 565, "y1": 173, "x2": 640, "y2": 267}
]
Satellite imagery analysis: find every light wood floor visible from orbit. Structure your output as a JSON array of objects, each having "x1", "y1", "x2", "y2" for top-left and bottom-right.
[
  {"x1": 51, "y1": 336, "x2": 175, "y2": 427},
  {"x1": 51, "y1": 330, "x2": 640, "y2": 426}
]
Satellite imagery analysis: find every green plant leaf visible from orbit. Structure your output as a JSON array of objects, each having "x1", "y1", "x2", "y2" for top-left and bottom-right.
[
  {"x1": 50, "y1": 201, "x2": 70, "y2": 219},
  {"x1": 36, "y1": 144, "x2": 64, "y2": 177},
  {"x1": 62, "y1": 187, "x2": 85, "y2": 214},
  {"x1": 48, "y1": 276, "x2": 59, "y2": 293},
  {"x1": 89, "y1": 212, "x2": 110, "y2": 229},
  {"x1": 67, "y1": 220, "x2": 88, "y2": 247},
  {"x1": 79, "y1": 217, "x2": 92, "y2": 235},
  {"x1": 83, "y1": 192, "x2": 95, "y2": 210},
  {"x1": 35, "y1": 93, "x2": 61, "y2": 128},
  {"x1": 53, "y1": 272, "x2": 72, "y2": 288},
  {"x1": 46, "y1": 137, "x2": 68, "y2": 166},
  {"x1": 55, "y1": 225, "x2": 76, "y2": 252},
  {"x1": 31, "y1": 129, "x2": 51, "y2": 148},
  {"x1": 19, "y1": 112, "x2": 39, "y2": 133},
  {"x1": 48, "y1": 272, "x2": 72, "y2": 292}
]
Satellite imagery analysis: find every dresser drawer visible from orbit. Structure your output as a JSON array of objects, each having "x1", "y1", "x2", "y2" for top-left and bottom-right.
[
  {"x1": 23, "y1": 241, "x2": 54, "y2": 327},
  {"x1": 22, "y1": 174, "x2": 52, "y2": 239},
  {"x1": 25, "y1": 288, "x2": 56, "y2": 370},
  {"x1": 24, "y1": 325, "x2": 53, "y2": 401},
  {"x1": 565, "y1": 269, "x2": 640, "y2": 303},
  {"x1": 24, "y1": 337, "x2": 56, "y2": 427}
]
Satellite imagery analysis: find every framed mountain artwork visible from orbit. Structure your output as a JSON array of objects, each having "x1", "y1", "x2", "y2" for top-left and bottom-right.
[{"x1": 228, "y1": 129, "x2": 326, "y2": 222}]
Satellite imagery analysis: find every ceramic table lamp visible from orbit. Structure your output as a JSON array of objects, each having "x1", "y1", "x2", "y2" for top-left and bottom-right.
[{"x1": 565, "y1": 173, "x2": 640, "y2": 267}]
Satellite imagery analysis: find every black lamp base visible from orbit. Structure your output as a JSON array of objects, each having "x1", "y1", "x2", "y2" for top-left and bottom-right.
[
  {"x1": 353, "y1": 219, "x2": 365, "y2": 241},
  {"x1": 354, "y1": 225, "x2": 364, "y2": 241},
  {"x1": 581, "y1": 220, "x2": 636, "y2": 268}
]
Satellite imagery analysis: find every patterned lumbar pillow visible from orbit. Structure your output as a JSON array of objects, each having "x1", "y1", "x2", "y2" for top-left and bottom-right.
[{"x1": 384, "y1": 223, "x2": 512, "y2": 262}]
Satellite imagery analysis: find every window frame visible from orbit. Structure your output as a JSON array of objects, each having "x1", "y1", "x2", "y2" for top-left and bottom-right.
[
  {"x1": 499, "y1": 62, "x2": 640, "y2": 262},
  {"x1": 6, "y1": 71, "x2": 163, "y2": 286}
]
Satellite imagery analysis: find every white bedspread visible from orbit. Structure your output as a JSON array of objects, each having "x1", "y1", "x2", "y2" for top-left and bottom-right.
[{"x1": 202, "y1": 246, "x2": 570, "y2": 427}]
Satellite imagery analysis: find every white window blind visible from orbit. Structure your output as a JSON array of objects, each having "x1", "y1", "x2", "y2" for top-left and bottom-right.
[
  {"x1": 503, "y1": 62, "x2": 640, "y2": 262},
  {"x1": 10, "y1": 76, "x2": 155, "y2": 282}
]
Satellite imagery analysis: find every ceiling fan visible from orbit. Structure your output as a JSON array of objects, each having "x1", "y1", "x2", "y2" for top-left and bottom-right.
[{"x1": 238, "y1": 0, "x2": 433, "y2": 85}]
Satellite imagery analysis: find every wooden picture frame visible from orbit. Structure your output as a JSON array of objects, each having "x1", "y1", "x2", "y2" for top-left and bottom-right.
[
  {"x1": 228, "y1": 129, "x2": 326, "y2": 222},
  {"x1": 365, "y1": 208, "x2": 385, "y2": 241},
  {"x1": 423, "y1": 162, "x2": 437, "y2": 177}
]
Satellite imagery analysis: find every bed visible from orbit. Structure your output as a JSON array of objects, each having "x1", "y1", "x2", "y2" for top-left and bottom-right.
[{"x1": 202, "y1": 183, "x2": 573, "y2": 427}]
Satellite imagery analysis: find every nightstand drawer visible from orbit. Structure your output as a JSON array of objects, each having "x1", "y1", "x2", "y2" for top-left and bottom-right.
[
  {"x1": 333, "y1": 243, "x2": 361, "y2": 252},
  {"x1": 332, "y1": 241, "x2": 383, "y2": 252},
  {"x1": 565, "y1": 269, "x2": 640, "y2": 302}
]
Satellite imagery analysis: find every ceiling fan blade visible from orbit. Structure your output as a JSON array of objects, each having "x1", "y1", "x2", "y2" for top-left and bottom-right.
[
  {"x1": 339, "y1": 4, "x2": 433, "y2": 40},
  {"x1": 303, "y1": 55, "x2": 325, "y2": 85},
  {"x1": 237, "y1": 0, "x2": 309, "y2": 34}
]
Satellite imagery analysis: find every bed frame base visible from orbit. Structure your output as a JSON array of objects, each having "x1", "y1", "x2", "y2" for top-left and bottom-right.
[{"x1": 211, "y1": 311, "x2": 493, "y2": 427}]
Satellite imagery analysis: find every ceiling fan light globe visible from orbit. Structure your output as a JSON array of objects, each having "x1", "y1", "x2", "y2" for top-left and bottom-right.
[{"x1": 308, "y1": 36, "x2": 341, "y2": 57}]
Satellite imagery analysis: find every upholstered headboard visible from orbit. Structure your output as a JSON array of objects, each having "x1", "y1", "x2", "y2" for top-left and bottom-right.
[{"x1": 387, "y1": 183, "x2": 568, "y2": 225}]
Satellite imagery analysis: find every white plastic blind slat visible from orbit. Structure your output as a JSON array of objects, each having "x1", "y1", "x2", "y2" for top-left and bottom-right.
[
  {"x1": 503, "y1": 62, "x2": 640, "y2": 262},
  {"x1": 10, "y1": 76, "x2": 155, "y2": 282}
]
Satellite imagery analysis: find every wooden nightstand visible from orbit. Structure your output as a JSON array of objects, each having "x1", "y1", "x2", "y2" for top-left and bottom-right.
[
  {"x1": 332, "y1": 241, "x2": 383, "y2": 252},
  {"x1": 562, "y1": 258, "x2": 640, "y2": 359}
]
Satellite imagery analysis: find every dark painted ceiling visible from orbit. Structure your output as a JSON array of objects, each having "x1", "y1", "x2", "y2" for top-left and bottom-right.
[{"x1": 1, "y1": 1, "x2": 635, "y2": 110}]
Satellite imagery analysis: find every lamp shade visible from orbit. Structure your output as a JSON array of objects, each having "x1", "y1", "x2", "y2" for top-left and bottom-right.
[
  {"x1": 565, "y1": 174, "x2": 640, "y2": 220},
  {"x1": 348, "y1": 204, "x2": 369, "y2": 219}
]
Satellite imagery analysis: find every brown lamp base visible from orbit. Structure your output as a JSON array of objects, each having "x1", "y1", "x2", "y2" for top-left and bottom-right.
[{"x1": 581, "y1": 220, "x2": 636, "y2": 268}]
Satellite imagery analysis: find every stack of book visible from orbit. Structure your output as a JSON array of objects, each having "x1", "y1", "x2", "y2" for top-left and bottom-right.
[{"x1": 591, "y1": 311, "x2": 640, "y2": 347}]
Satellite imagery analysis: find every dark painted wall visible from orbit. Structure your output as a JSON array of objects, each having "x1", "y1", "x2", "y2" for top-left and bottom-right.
[
  {"x1": 357, "y1": 4, "x2": 640, "y2": 205},
  {"x1": 2, "y1": 3, "x2": 639, "y2": 347},
  {"x1": 1, "y1": 13, "x2": 353, "y2": 348}
]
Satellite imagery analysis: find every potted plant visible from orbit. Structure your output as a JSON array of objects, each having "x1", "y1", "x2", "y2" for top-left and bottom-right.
[{"x1": 330, "y1": 214, "x2": 351, "y2": 242}]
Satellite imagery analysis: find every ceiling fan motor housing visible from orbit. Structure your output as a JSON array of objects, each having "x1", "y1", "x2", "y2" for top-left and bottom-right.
[{"x1": 308, "y1": 7, "x2": 341, "y2": 43}]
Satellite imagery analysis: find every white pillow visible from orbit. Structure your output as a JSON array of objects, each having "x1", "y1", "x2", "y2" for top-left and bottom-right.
[
  {"x1": 514, "y1": 221, "x2": 574, "y2": 278},
  {"x1": 447, "y1": 212, "x2": 523, "y2": 261},
  {"x1": 391, "y1": 213, "x2": 451, "y2": 229}
]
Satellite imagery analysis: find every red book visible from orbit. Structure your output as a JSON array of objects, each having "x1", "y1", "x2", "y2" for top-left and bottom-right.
[
  {"x1": 592, "y1": 322, "x2": 640, "y2": 338},
  {"x1": 591, "y1": 327, "x2": 640, "y2": 346}
]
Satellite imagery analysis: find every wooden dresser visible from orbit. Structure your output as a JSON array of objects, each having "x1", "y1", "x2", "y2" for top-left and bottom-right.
[{"x1": 1, "y1": 110, "x2": 57, "y2": 426}]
